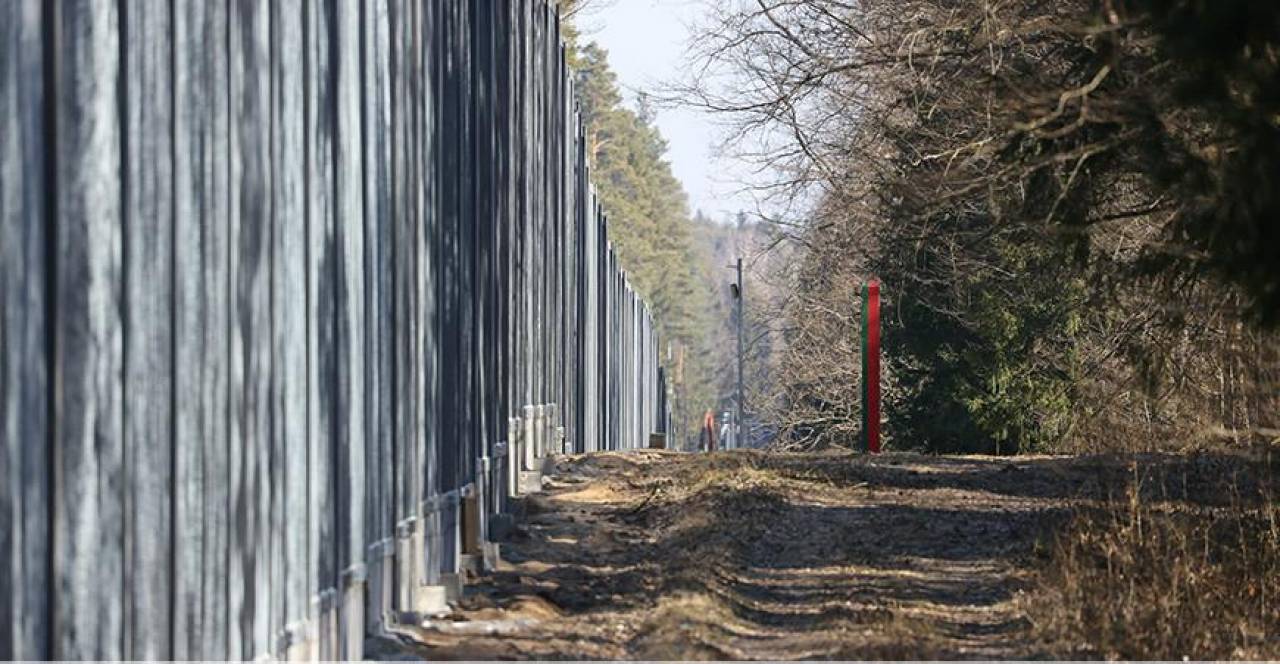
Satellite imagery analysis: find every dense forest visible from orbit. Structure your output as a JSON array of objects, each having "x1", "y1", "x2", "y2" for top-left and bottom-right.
[
  {"x1": 560, "y1": 5, "x2": 726, "y2": 448},
  {"x1": 669, "y1": 2, "x2": 1279, "y2": 656},
  {"x1": 681, "y1": 0, "x2": 1278, "y2": 455}
]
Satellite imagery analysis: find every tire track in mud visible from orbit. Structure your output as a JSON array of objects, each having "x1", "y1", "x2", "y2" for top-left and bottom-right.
[{"x1": 371, "y1": 449, "x2": 1141, "y2": 660}]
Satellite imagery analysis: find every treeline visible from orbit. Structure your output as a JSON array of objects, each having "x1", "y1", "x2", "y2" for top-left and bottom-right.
[
  {"x1": 561, "y1": 7, "x2": 721, "y2": 448},
  {"x1": 685, "y1": 0, "x2": 1279, "y2": 454}
]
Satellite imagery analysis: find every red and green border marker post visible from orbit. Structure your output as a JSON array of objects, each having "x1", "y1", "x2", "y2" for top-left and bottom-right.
[{"x1": 860, "y1": 281, "x2": 881, "y2": 453}]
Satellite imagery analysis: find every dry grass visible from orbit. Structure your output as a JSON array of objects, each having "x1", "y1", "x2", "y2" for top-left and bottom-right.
[
  {"x1": 387, "y1": 448, "x2": 1280, "y2": 660},
  {"x1": 1028, "y1": 451, "x2": 1280, "y2": 660}
]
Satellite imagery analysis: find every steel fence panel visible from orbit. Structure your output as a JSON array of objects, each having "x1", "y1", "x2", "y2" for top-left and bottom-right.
[
  {"x1": 0, "y1": 2, "x2": 49, "y2": 658},
  {"x1": 0, "y1": 0, "x2": 669, "y2": 657}
]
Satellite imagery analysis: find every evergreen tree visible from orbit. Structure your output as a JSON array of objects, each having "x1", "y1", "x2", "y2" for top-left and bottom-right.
[{"x1": 563, "y1": 31, "x2": 721, "y2": 447}]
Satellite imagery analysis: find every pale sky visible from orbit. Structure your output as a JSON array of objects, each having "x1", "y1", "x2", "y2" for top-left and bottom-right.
[{"x1": 582, "y1": 0, "x2": 755, "y2": 222}]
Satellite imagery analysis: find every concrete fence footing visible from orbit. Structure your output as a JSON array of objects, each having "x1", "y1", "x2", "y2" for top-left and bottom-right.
[
  {"x1": 225, "y1": 400, "x2": 615, "y2": 656},
  {"x1": 340, "y1": 565, "x2": 366, "y2": 661},
  {"x1": 523, "y1": 406, "x2": 538, "y2": 471}
]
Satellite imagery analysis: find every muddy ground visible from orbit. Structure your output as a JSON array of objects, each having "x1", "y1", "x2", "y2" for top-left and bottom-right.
[{"x1": 370, "y1": 448, "x2": 1261, "y2": 660}]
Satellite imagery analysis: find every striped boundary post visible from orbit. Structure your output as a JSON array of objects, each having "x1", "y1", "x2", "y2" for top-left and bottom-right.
[{"x1": 860, "y1": 281, "x2": 881, "y2": 453}]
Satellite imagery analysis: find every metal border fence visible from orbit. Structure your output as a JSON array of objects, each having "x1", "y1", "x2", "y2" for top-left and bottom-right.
[{"x1": 0, "y1": 0, "x2": 667, "y2": 659}]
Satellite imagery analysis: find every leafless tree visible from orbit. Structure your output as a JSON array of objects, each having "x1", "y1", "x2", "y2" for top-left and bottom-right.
[{"x1": 678, "y1": 0, "x2": 1278, "y2": 451}]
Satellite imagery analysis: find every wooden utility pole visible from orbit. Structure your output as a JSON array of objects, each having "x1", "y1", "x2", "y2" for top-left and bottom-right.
[{"x1": 735, "y1": 257, "x2": 745, "y2": 449}]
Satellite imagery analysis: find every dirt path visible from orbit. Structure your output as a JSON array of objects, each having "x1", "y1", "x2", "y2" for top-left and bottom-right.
[{"x1": 373, "y1": 449, "x2": 1138, "y2": 660}]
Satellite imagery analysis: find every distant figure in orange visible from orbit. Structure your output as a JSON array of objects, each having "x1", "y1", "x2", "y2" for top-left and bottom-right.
[{"x1": 700, "y1": 409, "x2": 718, "y2": 452}]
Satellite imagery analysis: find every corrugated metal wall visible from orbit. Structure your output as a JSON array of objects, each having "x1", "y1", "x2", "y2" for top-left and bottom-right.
[{"x1": 0, "y1": 0, "x2": 667, "y2": 659}]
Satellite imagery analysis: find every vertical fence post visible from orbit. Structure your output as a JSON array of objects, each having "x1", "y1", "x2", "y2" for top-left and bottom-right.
[
  {"x1": 3, "y1": 0, "x2": 671, "y2": 653},
  {"x1": 861, "y1": 281, "x2": 881, "y2": 453},
  {"x1": 506, "y1": 417, "x2": 519, "y2": 497}
]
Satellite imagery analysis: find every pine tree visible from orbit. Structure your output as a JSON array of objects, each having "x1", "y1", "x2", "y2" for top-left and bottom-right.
[{"x1": 564, "y1": 34, "x2": 721, "y2": 448}]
